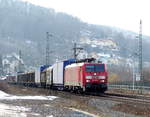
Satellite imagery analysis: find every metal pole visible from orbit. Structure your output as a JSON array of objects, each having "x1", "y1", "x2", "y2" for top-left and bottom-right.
[
  {"x1": 46, "y1": 32, "x2": 52, "y2": 65},
  {"x1": 132, "y1": 59, "x2": 135, "y2": 90},
  {"x1": 18, "y1": 50, "x2": 22, "y2": 73},
  {"x1": 73, "y1": 42, "x2": 83, "y2": 60},
  {"x1": 0, "y1": 54, "x2": 3, "y2": 76},
  {"x1": 74, "y1": 43, "x2": 77, "y2": 59},
  {"x1": 139, "y1": 20, "x2": 143, "y2": 86}
]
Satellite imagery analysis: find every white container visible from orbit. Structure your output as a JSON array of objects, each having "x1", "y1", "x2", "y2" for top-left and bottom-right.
[
  {"x1": 46, "y1": 66, "x2": 53, "y2": 86},
  {"x1": 53, "y1": 62, "x2": 64, "y2": 86},
  {"x1": 35, "y1": 68, "x2": 41, "y2": 85}
]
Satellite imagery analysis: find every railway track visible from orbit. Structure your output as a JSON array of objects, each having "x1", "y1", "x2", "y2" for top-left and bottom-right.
[
  {"x1": 74, "y1": 91, "x2": 150, "y2": 105},
  {"x1": 104, "y1": 92, "x2": 150, "y2": 100},
  {"x1": 96, "y1": 92, "x2": 150, "y2": 105},
  {"x1": 64, "y1": 90, "x2": 150, "y2": 105}
]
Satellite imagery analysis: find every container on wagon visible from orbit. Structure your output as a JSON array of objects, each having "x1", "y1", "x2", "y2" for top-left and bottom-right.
[
  {"x1": 40, "y1": 70, "x2": 46, "y2": 87},
  {"x1": 45, "y1": 66, "x2": 53, "y2": 87},
  {"x1": 52, "y1": 62, "x2": 64, "y2": 89},
  {"x1": 35, "y1": 67, "x2": 41, "y2": 87},
  {"x1": 40, "y1": 65, "x2": 51, "y2": 72}
]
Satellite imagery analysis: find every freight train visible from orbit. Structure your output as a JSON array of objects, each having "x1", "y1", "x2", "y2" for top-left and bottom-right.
[{"x1": 7, "y1": 58, "x2": 108, "y2": 93}]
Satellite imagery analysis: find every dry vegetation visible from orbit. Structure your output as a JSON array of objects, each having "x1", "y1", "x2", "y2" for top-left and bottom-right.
[
  {"x1": 112, "y1": 103, "x2": 150, "y2": 117},
  {"x1": 108, "y1": 65, "x2": 150, "y2": 85}
]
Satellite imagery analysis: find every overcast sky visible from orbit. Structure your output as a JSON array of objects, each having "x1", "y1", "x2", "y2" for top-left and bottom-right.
[{"x1": 21, "y1": 0, "x2": 150, "y2": 36}]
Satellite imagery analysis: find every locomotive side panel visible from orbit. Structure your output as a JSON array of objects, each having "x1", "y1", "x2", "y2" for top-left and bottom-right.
[
  {"x1": 65, "y1": 66, "x2": 82, "y2": 86},
  {"x1": 64, "y1": 63, "x2": 84, "y2": 91}
]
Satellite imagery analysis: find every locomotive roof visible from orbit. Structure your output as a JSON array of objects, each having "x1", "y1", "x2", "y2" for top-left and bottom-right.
[
  {"x1": 65, "y1": 63, "x2": 84, "y2": 68},
  {"x1": 66, "y1": 62, "x2": 105, "y2": 68}
]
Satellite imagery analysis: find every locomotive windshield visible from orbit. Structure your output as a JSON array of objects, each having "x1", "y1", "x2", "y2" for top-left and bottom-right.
[
  {"x1": 86, "y1": 65, "x2": 95, "y2": 72},
  {"x1": 86, "y1": 64, "x2": 105, "y2": 72}
]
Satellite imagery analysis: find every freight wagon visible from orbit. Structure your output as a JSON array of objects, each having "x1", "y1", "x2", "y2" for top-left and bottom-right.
[
  {"x1": 64, "y1": 62, "x2": 108, "y2": 93},
  {"x1": 16, "y1": 68, "x2": 41, "y2": 87},
  {"x1": 17, "y1": 72, "x2": 35, "y2": 86},
  {"x1": 40, "y1": 70, "x2": 46, "y2": 88},
  {"x1": 7, "y1": 76, "x2": 17, "y2": 84}
]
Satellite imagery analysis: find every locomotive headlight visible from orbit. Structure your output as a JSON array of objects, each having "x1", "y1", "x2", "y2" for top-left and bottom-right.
[
  {"x1": 101, "y1": 80, "x2": 105, "y2": 82},
  {"x1": 86, "y1": 76, "x2": 92, "y2": 79},
  {"x1": 86, "y1": 80, "x2": 90, "y2": 82},
  {"x1": 98, "y1": 76, "x2": 105, "y2": 79}
]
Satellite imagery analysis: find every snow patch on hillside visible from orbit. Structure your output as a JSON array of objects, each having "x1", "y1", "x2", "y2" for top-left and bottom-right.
[{"x1": 80, "y1": 37, "x2": 117, "y2": 49}]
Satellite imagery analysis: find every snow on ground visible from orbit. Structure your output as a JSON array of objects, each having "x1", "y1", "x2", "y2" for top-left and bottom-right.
[
  {"x1": 68, "y1": 108, "x2": 99, "y2": 117},
  {"x1": 0, "y1": 90, "x2": 56, "y2": 117},
  {"x1": 0, "y1": 103, "x2": 30, "y2": 117},
  {"x1": 0, "y1": 90, "x2": 58, "y2": 101},
  {"x1": 0, "y1": 103, "x2": 54, "y2": 117}
]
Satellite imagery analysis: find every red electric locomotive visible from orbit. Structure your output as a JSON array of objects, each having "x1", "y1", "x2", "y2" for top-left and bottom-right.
[{"x1": 64, "y1": 62, "x2": 108, "y2": 93}]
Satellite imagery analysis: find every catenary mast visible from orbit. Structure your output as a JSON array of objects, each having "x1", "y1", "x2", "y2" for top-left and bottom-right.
[{"x1": 139, "y1": 20, "x2": 143, "y2": 84}]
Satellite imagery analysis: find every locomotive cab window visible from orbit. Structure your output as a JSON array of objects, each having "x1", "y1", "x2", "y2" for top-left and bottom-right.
[
  {"x1": 86, "y1": 64, "x2": 105, "y2": 72},
  {"x1": 86, "y1": 65, "x2": 95, "y2": 72},
  {"x1": 95, "y1": 65, "x2": 105, "y2": 72}
]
